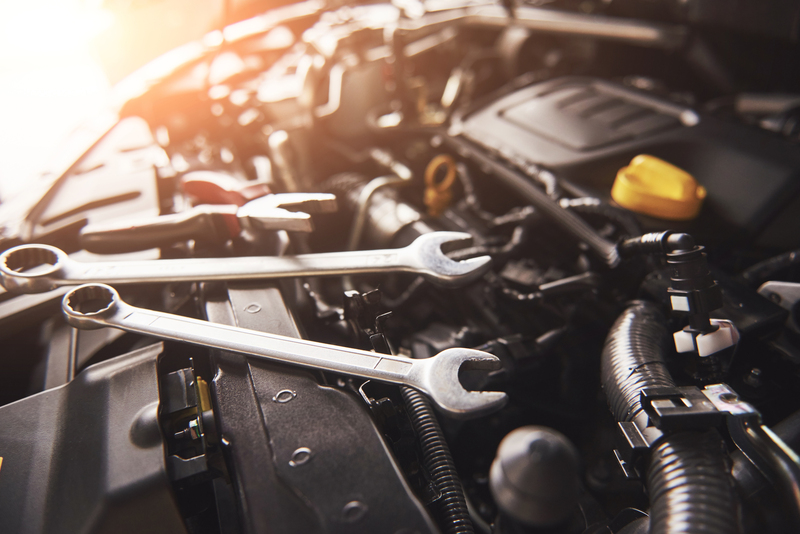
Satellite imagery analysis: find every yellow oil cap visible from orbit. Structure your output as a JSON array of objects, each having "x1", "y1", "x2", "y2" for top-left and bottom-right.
[{"x1": 611, "y1": 154, "x2": 706, "y2": 220}]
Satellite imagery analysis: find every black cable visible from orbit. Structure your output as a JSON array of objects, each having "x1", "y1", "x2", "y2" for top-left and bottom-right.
[
  {"x1": 366, "y1": 323, "x2": 474, "y2": 534},
  {"x1": 618, "y1": 231, "x2": 695, "y2": 258},
  {"x1": 739, "y1": 248, "x2": 800, "y2": 286},
  {"x1": 440, "y1": 134, "x2": 620, "y2": 267},
  {"x1": 561, "y1": 198, "x2": 642, "y2": 239},
  {"x1": 401, "y1": 387, "x2": 474, "y2": 534}
]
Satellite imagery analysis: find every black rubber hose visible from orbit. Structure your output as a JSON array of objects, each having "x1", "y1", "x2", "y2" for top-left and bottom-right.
[
  {"x1": 601, "y1": 301, "x2": 675, "y2": 425},
  {"x1": 739, "y1": 248, "x2": 800, "y2": 287},
  {"x1": 647, "y1": 431, "x2": 738, "y2": 534},
  {"x1": 601, "y1": 301, "x2": 738, "y2": 534},
  {"x1": 441, "y1": 134, "x2": 620, "y2": 267},
  {"x1": 618, "y1": 232, "x2": 696, "y2": 258},
  {"x1": 401, "y1": 386, "x2": 474, "y2": 534},
  {"x1": 562, "y1": 199, "x2": 643, "y2": 239}
]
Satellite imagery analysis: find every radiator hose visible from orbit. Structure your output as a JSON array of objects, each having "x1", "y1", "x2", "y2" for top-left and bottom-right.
[{"x1": 601, "y1": 301, "x2": 738, "y2": 534}]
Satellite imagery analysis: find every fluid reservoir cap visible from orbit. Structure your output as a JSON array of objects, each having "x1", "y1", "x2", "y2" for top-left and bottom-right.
[
  {"x1": 489, "y1": 426, "x2": 580, "y2": 528},
  {"x1": 611, "y1": 154, "x2": 706, "y2": 220}
]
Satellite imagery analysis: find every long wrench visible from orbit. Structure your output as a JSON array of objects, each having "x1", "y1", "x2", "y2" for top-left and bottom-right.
[
  {"x1": 62, "y1": 283, "x2": 508, "y2": 418},
  {"x1": 0, "y1": 231, "x2": 491, "y2": 294}
]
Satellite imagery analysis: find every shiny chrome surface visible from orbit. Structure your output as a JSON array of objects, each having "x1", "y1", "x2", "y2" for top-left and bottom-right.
[
  {"x1": 0, "y1": 231, "x2": 492, "y2": 293},
  {"x1": 62, "y1": 283, "x2": 507, "y2": 418}
]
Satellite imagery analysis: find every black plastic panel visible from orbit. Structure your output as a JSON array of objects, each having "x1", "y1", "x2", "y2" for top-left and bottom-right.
[
  {"x1": 0, "y1": 343, "x2": 186, "y2": 534},
  {"x1": 460, "y1": 76, "x2": 800, "y2": 249},
  {"x1": 500, "y1": 82, "x2": 682, "y2": 150},
  {"x1": 205, "y1": 282, "x2": 439, "y2": 534}
]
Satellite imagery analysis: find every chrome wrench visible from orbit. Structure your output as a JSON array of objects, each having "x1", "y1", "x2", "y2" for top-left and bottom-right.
[
  {"x1": 62, "y1": 283, "x2": 508, "y2": 419},
  {"x1": 0, "y1": 231, "x2": 491, "y2": 294}
]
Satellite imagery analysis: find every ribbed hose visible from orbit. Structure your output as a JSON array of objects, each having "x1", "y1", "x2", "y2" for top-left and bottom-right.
[
  {"x1": 601, "y1": 301, "x2": 738, "y2": 534},
  {"x1": 401, "y1": 386, "x2": 474, "y2": 534},
  {"x1": 648, "y1": 432, "x2": 737, "y2": 534},
  {"x1": 601, "y1": 301, "x2": 675, "y2": 424}
]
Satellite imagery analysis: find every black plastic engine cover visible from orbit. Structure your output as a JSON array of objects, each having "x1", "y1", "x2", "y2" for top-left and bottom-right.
[
  {"x1": 205, "y1": 282, "x2": 438, "y2": 534},
  {"x1": 460, "y1": 76, "x2": 800, "y2": 249},
  {"x1": 0, "y1": 342, "x2": 186, "y2": 534}
]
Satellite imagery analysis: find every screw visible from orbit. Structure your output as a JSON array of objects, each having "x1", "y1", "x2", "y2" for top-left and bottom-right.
[
  {"x1": 289, "y1": 447, "x2": 312, "y2": 467},
  {"x1": 744, "y1": 368, "x2": 763, "y2": 388},
  {"x1": 342, "y1": 501, "x2": 368, "y2": 523},
  {"x1": 272, "y1": 389, "x2": 297, "y2": 403},
  {"x1": 174, "y1": 417, "x2": 202, "y2": 440},
  {"x1": 244, "y1": 303, "x2": 262, "y2": 314}
]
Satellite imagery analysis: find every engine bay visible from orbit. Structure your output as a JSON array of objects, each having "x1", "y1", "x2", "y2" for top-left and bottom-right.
[{"x1": 2, "y1": 1, "x2": 800, "y2": 533}]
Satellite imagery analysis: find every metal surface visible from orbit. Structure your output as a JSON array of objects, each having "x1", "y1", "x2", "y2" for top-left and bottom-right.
[
  {"x1": 758, "y1": 281, "x2": 800, "y2": 312},
  {"x1": 62, "y1": 283, "x2": 507, "y2": 418},
  {"x1": 79, "y1": 192, "x2": 338, "y2": 253},
  {"x1": 732, "y1": 420, "x2": 800, "y2": 528},
  {"x1": 509, "y1": 6, "x2": 686, "y2": 50},
  {"x1": 347, "y1": 175, "x2": 409, "y2": 251},
  {"x1": 268, "y1": 130, "x2": 302, "y2": 192},
  {"x1": 238, "y1": 192, "x2": 338, "y2": 229},
  {"x1": 347, "y1": 148, "x2": 413, "y2": 251},
  {"x1": 0, "y1": 231, "x2": 492, "y2": 293},
  {"x1": 702, "y1": 383, "x2": 800, "y2": 528},
  {"x1": 394, "y1": 4, "x2": 687, "y2": 51}
]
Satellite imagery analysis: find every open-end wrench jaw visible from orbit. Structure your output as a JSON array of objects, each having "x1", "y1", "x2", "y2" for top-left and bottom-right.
[
  {"x1": 244, "y1": 192, "x2": 339, "y2": 213},
  {"x1": 409, "y1": 348, "x2": 508, "y2": 419},
  {"x1": 237, "y1": 192, "x2": 340, "y2": 232},
  {"x1": 0, "y1": 244, "x2": 68, "y2": 294},
  {"x1": 403, "y1": 231, "x2": 492, "y2": 287}
]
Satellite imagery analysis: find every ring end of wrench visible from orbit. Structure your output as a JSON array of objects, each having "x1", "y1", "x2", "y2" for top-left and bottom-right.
[
  {"x1": 62, "y1": 283, "x2": 120, "y2": 330},
  {"x1": 420, "y1": 348, "x2": 508, "y2": 419},
  {"x1": 0, "y1": 244, "x2": 68, "y2": 294}
]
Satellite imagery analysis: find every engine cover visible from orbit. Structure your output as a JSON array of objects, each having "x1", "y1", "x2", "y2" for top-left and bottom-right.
[{"x1": 460, "y1": 76, "x2": 800, "y2": 248}]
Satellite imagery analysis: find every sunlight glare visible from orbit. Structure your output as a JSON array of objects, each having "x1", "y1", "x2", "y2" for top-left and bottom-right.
[
  {"x1": 0, "y1": 0, "x2": 114, "y2": 198},
  {"x1": 0, "y1": 0, "x2": 113, "y2": 55}
]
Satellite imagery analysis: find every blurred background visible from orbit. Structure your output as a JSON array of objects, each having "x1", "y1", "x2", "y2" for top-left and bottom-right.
[{"x1": 0, "y1": 0, "x2": 272, "y2": 199}]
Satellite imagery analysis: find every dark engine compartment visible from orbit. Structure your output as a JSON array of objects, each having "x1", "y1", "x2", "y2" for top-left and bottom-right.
[{"x1": 2, "y1": 1, "x2": 800, "y2": 533}]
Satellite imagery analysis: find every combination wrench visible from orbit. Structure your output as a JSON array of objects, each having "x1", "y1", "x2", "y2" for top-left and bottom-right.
[
  {"x1": 62, "y1": 283, "x2": 508, "y2": 419},
  {"x1": 0, "y1": 231, "x2": 491, "y2": 294}
]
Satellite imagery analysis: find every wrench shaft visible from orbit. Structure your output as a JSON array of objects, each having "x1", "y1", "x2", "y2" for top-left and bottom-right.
[
  {"x1": 0, "y1": 231, "x2": 491, "y2": 293},
  {"x1": 118, "y1": 306, "x2": 415, "y2": 382},
  {"x1": 62, "y1": 249, "x2": 407, "y2": 286},
  {"x1": 61, "y1": 283, "x2": 507, "y2": 418}
]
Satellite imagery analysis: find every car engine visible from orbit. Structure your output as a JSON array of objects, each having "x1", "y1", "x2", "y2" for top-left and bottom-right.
[{"x1": 2, "y1": 1, "x2": 800, "y2": 533}]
